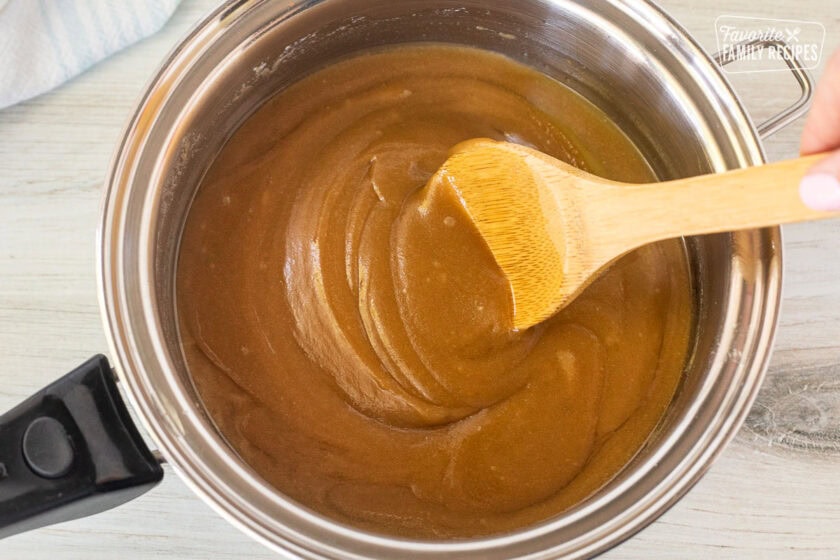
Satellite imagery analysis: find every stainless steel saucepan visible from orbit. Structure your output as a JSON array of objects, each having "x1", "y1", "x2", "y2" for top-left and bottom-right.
[{"x1": 0, "y1": 0, "x2": 812, "y2": 557}]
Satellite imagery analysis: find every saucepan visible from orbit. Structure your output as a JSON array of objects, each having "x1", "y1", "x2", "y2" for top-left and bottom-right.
[{"x1": 0, "y1": 0, "x2": 813, "y2": 557}]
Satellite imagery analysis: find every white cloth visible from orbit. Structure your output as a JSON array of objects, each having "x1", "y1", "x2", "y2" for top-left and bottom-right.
[{"x1": 0, "y1": 0, "x2": 181, "y2": 109}]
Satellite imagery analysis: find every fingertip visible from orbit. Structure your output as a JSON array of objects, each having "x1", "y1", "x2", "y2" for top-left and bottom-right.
[{"x1": 800, "y1": 173, "x2": 840, "y2": 211}]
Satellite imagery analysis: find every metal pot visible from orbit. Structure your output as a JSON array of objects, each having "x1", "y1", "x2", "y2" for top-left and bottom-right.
[{"x1": 0, "y1": 0, "x2": 812, "y2": 557}]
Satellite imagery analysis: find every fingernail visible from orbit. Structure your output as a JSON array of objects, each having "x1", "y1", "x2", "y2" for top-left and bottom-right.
[{"x1": 799, "y1": 173, "x2": 840, "y2": 211}]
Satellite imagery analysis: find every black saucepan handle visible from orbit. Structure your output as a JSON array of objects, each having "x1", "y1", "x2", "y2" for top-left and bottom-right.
[{"x1": 0, "y1": 355, "x2": 163, "y2": 538}]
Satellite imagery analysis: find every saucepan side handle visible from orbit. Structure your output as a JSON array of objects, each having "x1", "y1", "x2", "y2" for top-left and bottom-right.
[
  {"x1": 0, "y1": 355, "x2": 163, "y2": 538},
  {"x1": 713, "y1": 38, "x2": 815, "y2": 140}
]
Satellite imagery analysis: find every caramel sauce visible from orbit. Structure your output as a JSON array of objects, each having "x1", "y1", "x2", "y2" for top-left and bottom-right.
[{"x1": 177, "y1": 44, "x2": 692, "y2": 538}]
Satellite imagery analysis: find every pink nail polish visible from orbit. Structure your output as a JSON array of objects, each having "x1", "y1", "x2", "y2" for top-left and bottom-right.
[{"x1": 799, "y1": 173, "x2": 840, "y2": 211}]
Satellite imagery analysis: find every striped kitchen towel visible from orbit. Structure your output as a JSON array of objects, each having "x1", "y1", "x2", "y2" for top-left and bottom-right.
[{"x1": 0, "y1": 0, "x2": 181, "y2": 109}]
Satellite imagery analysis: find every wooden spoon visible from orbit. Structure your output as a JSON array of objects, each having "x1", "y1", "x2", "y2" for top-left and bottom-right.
[{"x1": 428, "y1": 138, "x2": 835, "y2": 331}]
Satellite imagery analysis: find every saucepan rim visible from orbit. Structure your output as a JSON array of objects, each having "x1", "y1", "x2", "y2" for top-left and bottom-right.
[{"x1": 98, "y1": 0, "x2": 780, "y2": 557}]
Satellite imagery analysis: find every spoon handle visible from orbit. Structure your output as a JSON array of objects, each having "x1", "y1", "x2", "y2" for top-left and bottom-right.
[{"x1": 588, "y1": 153, "x2": 836, "y2": 251}]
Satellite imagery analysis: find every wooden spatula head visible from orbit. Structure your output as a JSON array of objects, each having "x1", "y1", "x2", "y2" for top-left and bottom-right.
[{"x1": 428, "y1": 138, "x2": 596, "y2": 331}]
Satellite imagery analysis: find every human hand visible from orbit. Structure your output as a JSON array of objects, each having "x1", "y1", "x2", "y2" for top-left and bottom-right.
[{"x1": 799, "y1": 50, "x2": 840, "y2": 211}]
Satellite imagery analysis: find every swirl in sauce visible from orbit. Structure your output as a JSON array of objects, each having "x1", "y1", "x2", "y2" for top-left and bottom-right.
[{"x1": 177, "y1": 44, "x2": 693, "y2": 537}]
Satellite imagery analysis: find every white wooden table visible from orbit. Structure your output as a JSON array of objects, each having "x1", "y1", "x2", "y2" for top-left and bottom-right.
[{"x1": 1, "y1": 1, "x2": 839, "y2": 558}]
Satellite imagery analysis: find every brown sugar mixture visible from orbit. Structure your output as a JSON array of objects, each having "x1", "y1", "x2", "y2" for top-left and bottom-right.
[{"x1": 176, "y1": 44, "x2": 693, "y2": 538}]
